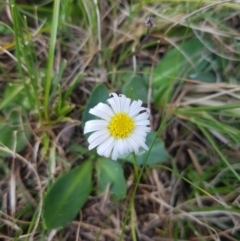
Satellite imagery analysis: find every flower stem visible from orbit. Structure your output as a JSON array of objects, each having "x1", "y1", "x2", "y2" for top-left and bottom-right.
[
  {"x1": 130, "y1": 200, "x2": 137, "y2": 241},
  {"x1": 132, "y1": 153, "x2": 139, "y2": 179}
]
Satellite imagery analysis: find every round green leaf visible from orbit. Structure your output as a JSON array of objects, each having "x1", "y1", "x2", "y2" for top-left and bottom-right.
[
  {"x1": 43, "y1": 160, "x2": 92, "y2": 230},
  {"x1": 96, "y1": 158, "x2": 126, "y2": 200}
]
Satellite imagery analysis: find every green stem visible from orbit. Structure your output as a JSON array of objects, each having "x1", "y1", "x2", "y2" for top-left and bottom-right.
[
  {"x1": 130, "y1": 200, "x2": 137, "y2": 241},
  {"x1": 132, "y1": 153, "x2": 139, "y2": 179}
]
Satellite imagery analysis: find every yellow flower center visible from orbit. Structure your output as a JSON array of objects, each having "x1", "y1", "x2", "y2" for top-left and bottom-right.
[{"x1": 108, "y1": 113, "x2": 135, "y2": 139}]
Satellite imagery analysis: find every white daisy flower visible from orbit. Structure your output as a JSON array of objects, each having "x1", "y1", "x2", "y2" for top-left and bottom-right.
[{"x1": 84, "y1": 93, "x2": 151, "y2": 161}]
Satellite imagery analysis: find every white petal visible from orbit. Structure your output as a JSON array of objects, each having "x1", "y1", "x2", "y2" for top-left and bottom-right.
[
  {"x1": 127, "y1": 143, "x2": 134, "y2": 153},
  {"x1": 97, "y1": 103, "x2": 114, "y2": 116},
  {"x1": 84, "y1": 120, "x2": 108, "y2": 134},
  {"x1": 107, "y1": 94, "x2": 119, "y2": 113},
  {"x1": 122, "y1": 137, "x2": 134, "y2": 153},
  {"x1": 97, "y1": 136, "x2": 115, "y2": 156},
  {"x1": 132, "y1": 129, "x2": 148, "y2": 137},
  {"x1": 88, "y1": 129, "x2": 109, "y2": 143},
  {"x1": 141, "y1": 142, "x2": 149, "y2": 150},
  {"x1": 131, "y1": 132, "x2": 147, "y2": 143},
  {"x1": 117, "y1": 139, "x2": 125, "y2": 156},
  {"x1": 128, "y1": 100, "x2": 142, "y2": 117},
  {"x1": 89, "y1": 108, "x2": 110, "y2": 121},
  {"x1": 139, "y1": 107, "x2": 150, "y2": 116},
  {"x1": 134, "y1": 112, "x2": 149, "y2": 121},
  {"x1": 135, "y1": 126, "x2": 151, "y2": 133},
  {"x1": 123, "y1": 97, "x2": 131, "y2": 113},
  {"x1": 90, "y1": 103, "x2": 114, "y2": 119},
  {"x1": 111, "y1": 93, "x2": 121, "y2": 112},
  {"x1": 102, "y1": 140, "x2": 115, "y2": 158},
  {"x1": 88, "y1": 132, "x2": 110, "y2": 150},
  {"x1": 131, "y1": 133, "x2": 149, "y2": 151},
  {"x1": 122, "y1": 138, "x2": 130, "y2": 155},
  {"x1": 126, "y1": 136, "x2": 139, "y2": 154},
  {"x1": 111, "y1": 143, "x2": 119, "y2": 161},
  {"x1": 107, "y1": 97, "x2": 118, "y2": 113},
  {"x1": 135, "y1": 120, "x2": 150, "y2": 126},
  {"x1": 119, "y1": 94, "x2": 126, "y2": 112},
  {"x1": 127, "y1": 100, "x2": 137, "y2": 114}
]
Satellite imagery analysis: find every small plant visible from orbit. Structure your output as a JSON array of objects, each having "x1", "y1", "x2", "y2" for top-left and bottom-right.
[
  {"x1": 1, "y1": 1, "x2": 240, "y2": 240},
  {"x1": 43, "y1": 88, "x2": 168, "y2": 229}
]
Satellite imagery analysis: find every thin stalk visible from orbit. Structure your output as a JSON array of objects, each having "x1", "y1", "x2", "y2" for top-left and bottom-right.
[
  {"x1": 130, "y1": 200, "x2": 137, "y2": 241},
  {"x1": 132, "y1": 153, "x2": 139, "y2": 179},
  {"x1": 44, "y1": 0, "x2": 61, "y2": 121},
  {"x1": 119, "y1": 113, "x2": 170, "y2": 241}
]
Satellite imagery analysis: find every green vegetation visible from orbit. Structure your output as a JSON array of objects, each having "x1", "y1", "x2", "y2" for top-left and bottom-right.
[{"x1": 1, "y1": 0, "x2": 240, "y2": 240}]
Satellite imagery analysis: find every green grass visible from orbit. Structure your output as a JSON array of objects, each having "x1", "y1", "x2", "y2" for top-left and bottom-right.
[{"x1": 0, "y1": 0, "x2": 240, "y2": 240}]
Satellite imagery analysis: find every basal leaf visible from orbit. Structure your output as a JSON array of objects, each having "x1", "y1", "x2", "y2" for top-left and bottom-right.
[
  {"x1": 189, "y1": 72, "x2": 216, "y2": 83},
  {"x1": 152, "y1": 38, "x2": 206, "y2": 104},
  {"x1": 153, "y1": 38, "x2": 206, "y2": 86},
  {"x1": 96, "y1": 158, "x2": 126, "y2": 200},
  {"x1": 43, "y1": 160, "x2": 92, "y2": 229}
]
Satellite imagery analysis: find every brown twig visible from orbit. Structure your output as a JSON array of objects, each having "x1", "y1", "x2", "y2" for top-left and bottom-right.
[{"x1": 136, "y1": 15, "x2": 156, "y2": 53}]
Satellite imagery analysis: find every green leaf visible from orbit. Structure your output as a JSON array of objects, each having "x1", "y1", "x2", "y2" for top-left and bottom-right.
[
  {"x1": 68, "y1": 143, "x2": 88, "y2": 156},
  {"x1": 0, "y1": 110, "x2": 31, "y2": 157},
  {"x1": 0, "y1": 83, "x2": 31, "y2": 111},
  {"x1": 43, "y1": 160, "x2": 92, "y2": 229},
  {"x1": 96, "y1": 158, "x2": 126, "y2": 200},
  {"x1": 122, "y1": 75, "x2": 148, "y2": 102},
  {"x1": 189, "y1": 72, "x2": 216, "y2": 83},
  {"x1": 81, "y1": 84, "x2": 109, "y2": 128},
  {"x1": 153, "y1": 38, "x2": 206, "y2": 85},
  {"x1": 124, "y1": 132, "x2": 168, "y2": 165},
  {"x1": 152, "y1": 38, "x2": 206, "y2": 104}
]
